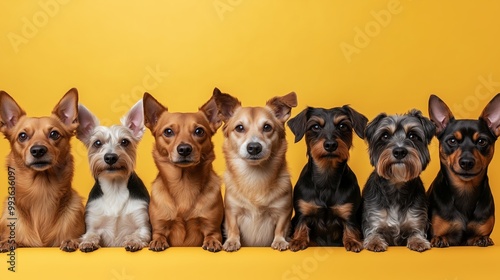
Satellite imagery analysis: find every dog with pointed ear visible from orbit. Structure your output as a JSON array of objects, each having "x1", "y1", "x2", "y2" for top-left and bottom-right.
[
  {"x1": 76, "y1": 100, "x2": 151, "y2": 252},
  {"x1": 213, "y1": 87, "x2": 297, "y2": 252},
  {"x1": 144, "y1": 92, "x2": 224, "y2": 252},
  {"x1": 0, "y1": 88, "x2": 85, "y2": 252},
  {"x1": 427, "y1": 93, "x2": 500, "y2": 247},
  {"x1": 286, "y1": 105, "x2": 368, "y2": 252}
]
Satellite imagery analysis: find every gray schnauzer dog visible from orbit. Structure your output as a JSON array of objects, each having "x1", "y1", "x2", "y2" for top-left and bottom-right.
[{"x1": 362, "y1": 109, "x2": 435, "y2": 252}]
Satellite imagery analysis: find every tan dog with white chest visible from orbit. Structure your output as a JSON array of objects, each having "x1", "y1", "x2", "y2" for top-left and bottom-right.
[
  {"x1": 213, "y1": 88, "x2": 297, "y2": 252},
  {"x1": 144, "y1": 92, "x2": 224, "y2": 252}
]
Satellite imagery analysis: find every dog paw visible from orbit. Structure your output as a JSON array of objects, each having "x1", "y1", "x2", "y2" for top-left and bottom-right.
[
  {"x1": 364, "y1": 239, "x2": 388, "y2": 252},
  {"x1": 0, "y1": 241, "x2": 15, "y2": 253},
  {"x1": 430, "y1": 236, "x2": 450, "y2": 248},
  {"x1": 61, "y1": 239, "x2": 80, "y2": 252},
  {"x1": 289, "y1": 239, "x2": 308, "y2": 252},
  {"x1": 124, "y1": 240, "x2": 146, "y2": 252},
  {"x1": 467, "y1": 236, "x2": 494, "y2": 247},
  {"x1": 79, "y1": 241, "x2": 99, "y2": 253},
  {"x1": 222, "y1": 238, "x2": 241, "y2": 252},
  {"x1": 202, "y1": 238, "x2": 222, "y2": 253},
  {"x1": 344, "y1": 239, "x2": 363, "y2": 253},
  {"x1": 149, "y1": 238, "x2": 169, "y2": 252},
  {"x1": 407, "y1": 238, "x2": 431, "y2": 252},
  {"x1": 271, "y1": 239, "x2": 289, "y2": 251}
]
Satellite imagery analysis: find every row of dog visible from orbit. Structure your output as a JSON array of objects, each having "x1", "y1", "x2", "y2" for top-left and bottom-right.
[{"x1": 0, "y1": 88, "x2": 498, "y2": 253}]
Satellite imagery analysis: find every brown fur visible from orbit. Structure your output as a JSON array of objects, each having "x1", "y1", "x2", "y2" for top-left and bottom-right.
[
  {"x1": 213, "y1": 88, "x2": 297, "y2": 251},
  {"x1": 0, "y1": 89, "x2": 84, "y2": 252},
  {"x1": 143, "y1": 92, "x2": 224, "y2": 252}
]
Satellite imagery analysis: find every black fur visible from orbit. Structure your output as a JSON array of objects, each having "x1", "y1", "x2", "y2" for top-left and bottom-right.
[
  {"x1": 427, "y1": 94, "x2": 499, "y2": 247},
  {"x1": 287, "y1": 106, "x2": 367, "y2": 252},
  {"x1": 86, "y1": 172, "x2": 150, "y2": 205}
]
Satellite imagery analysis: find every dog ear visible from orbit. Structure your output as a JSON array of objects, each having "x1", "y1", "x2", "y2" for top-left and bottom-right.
[
  {"x1": 200, "y1": 96, "x2": 222, "y2": 133},
  {"x1": 212, "y1": 87, "x2": 241, "y2": 122},
  {"x1": 428, "y1": 94, "x2": 454, "y2": 136},
  {"x1": 76, "y1": 104, "x2": 99, "y2": 145},
  {"x1": 342, "y1": 105, "x2": 368, "y2": 139},
  {"x1": 287, "y1": 108, "x2": 308, "y2": 143},
  {"x1": 365, "y1": 113, "x2": 387, "y2": 143},
  {"x1": 409, "y1": 109, "x2": 436, "y2": 144},
  {"x1": 0, "y1": 91, "x2": 26, "y2": 134},
  {"x1": 266, "y1": 92, "x2": 298, "y2": 124},
  {"x1": 52, "y1": 88, "x2": 79, "y2": 132},
  {"x1": 122, "y1": 99, "x2": 145, "y2": 139},
  {"x1": 480, "y1": 93, "x2": 500, "y2": 137},
  {"x1": 143, "y1": 92, "x2": 167, "y2": 132}
]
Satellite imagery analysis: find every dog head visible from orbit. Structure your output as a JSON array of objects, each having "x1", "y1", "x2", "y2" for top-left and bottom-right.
[
  {"x1": 287, "y1": 106, "x2": 368, "y2": 170},
  {"x1": 365, "y1": 110, "x2": 435, "y2": 184},
  {"x1": 143, "y1": 92, "x2": 221, "y2": 168},
  {"x1": 429, "y1": 94, "x2": 500, "y2": 187},
  {"x1": 213, "y1": 88, "x2": 297, "y2": 165},
  {"x1": 0, "y1": 88, "x2": 79, "y2": 172},
  {"x1": 76, "y1": 100, "x2": 144, "y2": 181}
]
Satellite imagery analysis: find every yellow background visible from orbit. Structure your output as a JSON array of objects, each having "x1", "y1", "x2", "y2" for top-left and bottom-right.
[{"x1": 1, "y1": 1, "x2": 500, "y2": 279}]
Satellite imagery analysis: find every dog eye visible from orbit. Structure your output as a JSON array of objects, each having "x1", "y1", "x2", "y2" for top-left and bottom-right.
[
  {"x1": 164, "y1": 128, "x2": 174, "y2": 137},
  {"x1": 49, "y1": 130, "x2": 61, "y2": 140},
  {"x1": 93, "y1": 140, "x2": 102, "y2": 148},
  {"x1": 263, "y1": 124, "x2": 272, "y2": 132},
  {"x1": 235, "y1": 125, "x2": 245, "y2": 133},
  {"x1": 309, "y1": 124, "x2": 321, "y2": 132},
  {"x1": 338, "y1": 123, "x2": 349, "y2": 132},
  {"x1": 446, "y1": 138, "x2": 457, "y2": 146},
  {"x1": 194, "y1": 127, "x2": 205, "y2": 136},
  {"x1": 477, "y1": 138, "x2": 488, "y2": 147},
  {"x1": 381, "y1": 132, "x2": 390, "y2": 141},
  {"x1": 408, "y1": 132, "x2": 421, "y2": 141},
  {"x1": 120, "y1": 139, "x2": 130, "y2": 147},
  {"x1": 18, "y1": 132, "x2": 28, "y2": 142}
]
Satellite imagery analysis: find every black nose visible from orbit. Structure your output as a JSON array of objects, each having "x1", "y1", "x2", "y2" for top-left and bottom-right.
[
  {"x1": 30, "y1": 145, "x2": 47, "y2": 158},
  {"x1": 459, "y1": 157, "x2": 475, "y2": 170},
  {"x1": 392, "y1": 147, "x2": 408, "y2": 160},
  {"x1": 177, "y1": 144, "x2": 192, "y2": 157},
  {"x1": 247, "y1": 142, "x2": 262, "y2": 155},
  {"x1": 104, "y1": 153, "x2": 119, "y2": 165},
  {"x1": 323, "y1": 140, "x2": 338, "y2": 152}
]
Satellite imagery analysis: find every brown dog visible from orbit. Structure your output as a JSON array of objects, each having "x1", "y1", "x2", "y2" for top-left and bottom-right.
[
  {"x1": 0, "y1": 89, "x2": 85, "y2": 252},
  {"x1": 143, "y1": 92, "x2": 224, "y2": 252},
  {"x1": 213, "y1": 88, "x2": 297, "y2": 252}
]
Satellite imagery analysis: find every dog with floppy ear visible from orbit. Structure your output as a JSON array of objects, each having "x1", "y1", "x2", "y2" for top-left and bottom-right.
[
  {"x1": 427, "y1": 94, "x2": 500, "y2": 247},
  {"x1": 144, "y1": 92, "x2": 224, "y2": 252},
  {"x1": 0, "y1": 89, "x2": 85, "y2": 252},
  {"x1": 287, "y1": 106, "x2": 368, "y2": 252},
  {"x1": 76, "y1": 100, "x2": 151, "y2": 252},
  {"x1": 213, "y1": 87, "x2": 297, "y2": 252}
]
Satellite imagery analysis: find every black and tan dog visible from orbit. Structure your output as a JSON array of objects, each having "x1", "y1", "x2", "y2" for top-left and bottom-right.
[
  {"x1": 287, "y1": 106, "x2": 368, "y2": 252},
  {"x1": 362, "y1": 110, "x2": 435, "y2": 252},
  {"x1": 427, "y1": 94, "x2": 500, "y2": 247}
]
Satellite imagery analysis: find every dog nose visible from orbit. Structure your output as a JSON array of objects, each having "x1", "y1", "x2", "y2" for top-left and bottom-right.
[
  {"x1": 30, "y1": 145, "x2": 47, "y2": 158},
  {"x1": 459, "y1": 157, "x2": 475, "y2": 170},
  {"x1": 247, "y1": 142, "x2": 262, "y2": 155},
  {"x1": 177, "y1": 144, "x2": 192, "y2": 157},
  {"x1": 323, "y1": 140, "x2": 338, "y2": 152},
  {"x1": 104, "y1": 153, "x2": 119, "y2": 165},
  {"x1": 392, "y1": 147, "x2": 408, "y2": 160}
]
